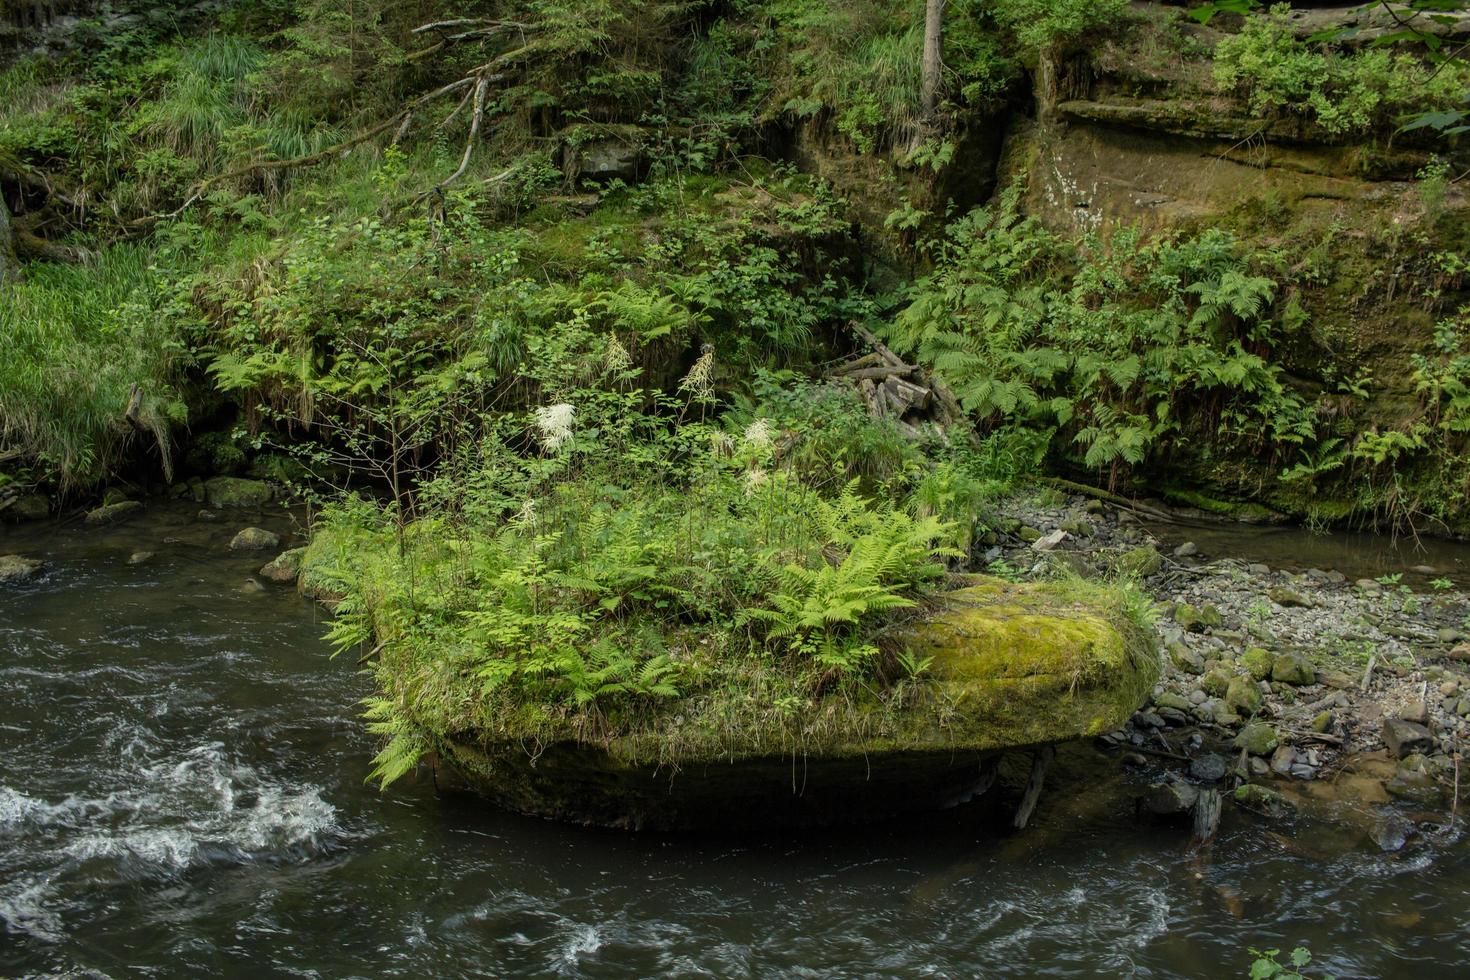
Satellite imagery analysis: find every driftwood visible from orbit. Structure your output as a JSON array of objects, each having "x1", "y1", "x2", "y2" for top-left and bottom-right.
[
  {"x1": 828, "y1": 322, "x2": 964, "y2": 437},
  {"x1": 1191, "y1": 788, "x2": 1222, "y2": 846}
]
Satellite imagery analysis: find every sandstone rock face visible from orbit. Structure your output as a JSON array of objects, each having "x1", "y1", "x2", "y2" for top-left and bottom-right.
[{"x1": 433, "y1": 577, "x2": 1159, "y2": 829}]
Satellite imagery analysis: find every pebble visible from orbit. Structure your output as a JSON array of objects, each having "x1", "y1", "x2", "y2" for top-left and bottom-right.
[{"x1": 1174, "y1": 541, "x2": 1198, "y2": 557}]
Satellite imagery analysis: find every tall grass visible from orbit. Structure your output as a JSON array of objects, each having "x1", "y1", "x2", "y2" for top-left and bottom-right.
[{"x1": 0, "y1": 247, "x2": 187, "y2": 489}]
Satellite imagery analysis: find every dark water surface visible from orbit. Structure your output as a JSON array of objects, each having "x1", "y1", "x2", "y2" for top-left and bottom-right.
[{"x1": 3, "y1": 506, "x2": 1469, "y2": 977}]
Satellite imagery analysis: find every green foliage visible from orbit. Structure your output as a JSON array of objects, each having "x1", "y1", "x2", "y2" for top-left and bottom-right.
[
  {"x1": 0, "y1": 247, "x2": 188, "y2": 488},
  {"x1": 1214, "y1": 5, "x2": 1470, "y2": 134},
  {"x1": 1247, "y1": 945, "x2": 1333, "y2": 980},
  {"x1": 991, "y1": 0, "x2": 1128, "y2": 53},
  {"x1": 886, "y1": 188, "x2": 1315, "y2": 486},
  {"x1": 314, "y1": 377, "x2": 974, "y2": 785}
]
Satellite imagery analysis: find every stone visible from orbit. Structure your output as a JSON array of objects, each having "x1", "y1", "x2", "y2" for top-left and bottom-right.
[
  {"x1": 1400, "y1": 700, "x2": 1430, "y2": 725},
  {"x1": 1371, "y1": 815, "x2": 1412, "y2": 853},
  {"x1": 1271, "y1": 653, "x2": 1316, "y2": 686},
  {"x1": 1043, "y1": 552, "x2": 1098, "y2": 579},
  {"x1": 204, "y1": 477, "x2": 274, "y2": 509},
  {"x1": 128, "y1": 551, "x2": 155, "y2": 565},
  {"x1": 1239, "y1": 647, "x2": 1273, "y2": 681},
  {"x1": 258, "y1": 547, "x2": 306, "y2": 584},
  {"x1": 1248, "y1": 757, "x2": 1270, "y2": 777},
  {"x1": 1356, "y1": 578, "x2": 1383, "y2": 594},
  {"x1": 1320, "y1": 670, "x2": 1355, "y2": 690},
  {"x1": 1114, "y1": 546, "x2": 1163, "y2": 578},
  {"x1": 1234, "y1": 784, "x2": 1293, "y2": 819},
  {"x1": 1225, "y1": 675, "x2": 1262, "y2": 716},
  {"x1": 1133, "y1": 710, "x2": 1165, "y2": 729},
  {"x1": 1, "y1": 493, "x2": 50, "y2": 521},
  {"x1": 1030, "y1": 529, "x2": 1069, "y2": 552},
  {"x1": 1247, "y1": 563, "x2": 1270, "y2": 575},
  {"x1": 1144, "y1": 780, "x2": 1199, "y2": 815},
  {"x1": 187, "y1": 476, "x2": 207, "y2": 503},
  {"x1": 1233, "y1": 722, "x2": 1279, "y2": 757},
  {"x1": 1448, "y1": 643, "x2": 1470, "y2": 663},
  {"x1": 240, "y1": 579, "x2": 266, "y2": 594},
  {"x1": 1269, "y1": 744, "x2": 1298, "y2": 776},
  {"x1": 1153, "y1": 691, "x2": 1192, "y2": 713},
  {"x1": 1268, "y1": 586, "x2": 1311, "y2": 608},
  {"x1": 1457, "y1": 697, "x2": 1470, "y2": 717},
  {"x1": 1173, "y1": 541, "x2": 1198, "y2": 558},
  {"x1": 1158, "y1": 707, "x2": 1191, "y2": 726},
  {"x1": 100, "y1": 486, "x2": 132, "y2": 507},
  {"x1": 1174, "y1": 602, "x2": 1221, "y2": 633},
  {"x1": 229, "y1": 527, "x2": 281, "y2": 551},
  {"x1": 1412, "y1": 565, "x2": 1437, "y2": 576},
  {"x1": 1188, "y1": 689, "x2": 1208, "y2": 705},
  {"x1": 1122, "y1": 752, "x2": 1148, "y2": 767},
  {"x1": 1189, "y1": 753, "x2": 1227, "y2": 782},
  {"x1": 1168, "y1": 642, "x2": 1205, "y2": 673},
  {"x1": 1385, "y1": 754, "x2": 1442, "y2": 805},
  {"x1": 1311, "y1": 711, "x2": 1334, "y2": 734},
  {"x1": 1439, "y1": 628, "x2": 1469, "y2": 645},
  {"x1": 0, "y1": 555, "x2": 45, "y2": 586},
  {"x1": 1200, "y1": 669, "x2": 1232, "y2": 698},
  {"x1": 1017, "y1": 525, "x2": 1043, "y2": 543},
  {"x1": 1059, "y1": 518, "x2": 1093, "y2": 537},
  {"x1": 567, "y1": 135, "x2": 644, "y2": 182},
  {"x1": 84, "y1": 500, "x2": 143, "y2": 526},
  {"x1": 1440, "y1": 681, "x2": 1460, "y2": 697},
  {"x1": 1210, "y1": 704, "x2": 1242, "y2": 727},
  {"x1": 1383, "y1": 718, "x2": 1434, "y2": 759},
  {"x1": 1084, "y1": 499, "x2": 1106, "y2": 515}
]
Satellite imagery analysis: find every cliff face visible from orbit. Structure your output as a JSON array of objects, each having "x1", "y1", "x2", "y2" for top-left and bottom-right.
[{"x1": 955, "y1": 3, "x2": 1470, "y2": 528}]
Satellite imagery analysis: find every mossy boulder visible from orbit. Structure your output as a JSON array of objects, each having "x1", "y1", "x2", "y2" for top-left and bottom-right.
[
  {"x1": 1225, "y1": 675, "x2": 1263, "y2": 716},
  {"x1": 1234, "y1": 784, "x2": 1293, "y2": 819},
  {"x1": 229, "y1": 527, "x2": 281, "y2": 551},
  {"x1": 1, "y1": 493, "x2": 50, "y2": 522},
  {"x1": 1114, "y1": 546, "x2": 1163, "y2": 578},
  {"x1": 1271, "y1": 653, "x2": 1317, "y2": 686},
  {"x1": 259, "y1": 547, "x2": 306, "y2": 584},
  {"x1": 1174, "y1": 602, "x2": 1221, "y2": 633},
  {"x1": 1233, "y1": 722, "x2": 1279, "y2": 757},
  {"x1": 204, "y1": 477, "x2": 274, "y2": 509},
  {"x1": 435, "y1": 577, "x2": 1159, "y2": 829},
  {"x1": 1239, "y1": 647, "x2": 1273, "y2": 681},
  {"x1": 83, "y1": 500, "x2": 142, "y2": 525}
]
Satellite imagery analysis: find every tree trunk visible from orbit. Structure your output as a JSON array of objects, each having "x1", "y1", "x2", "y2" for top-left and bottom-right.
[{"x1": 921, "y1": 0, "x2": 944, "y2": 124}]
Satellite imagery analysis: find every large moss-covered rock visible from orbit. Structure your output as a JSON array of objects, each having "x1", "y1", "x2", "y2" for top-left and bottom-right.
[
  {"x1": 204, "y1": 477, "x2": 274, "y2": 509},
  {"x1": 435, "y1": 577, "x2": 1159, "y2": 829}
]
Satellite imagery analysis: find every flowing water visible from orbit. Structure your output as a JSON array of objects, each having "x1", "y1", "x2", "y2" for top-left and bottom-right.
[{"x1": 3, "y1": 505, "x2": 1470, "y2": 978}]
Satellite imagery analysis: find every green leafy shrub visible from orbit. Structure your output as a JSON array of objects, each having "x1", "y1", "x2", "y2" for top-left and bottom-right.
[
  {"x1": 1213, "y1": 5, "x2": 1470, "y2": 134},
  {"x1": 885, "y1": 188, "x2": 1315, "y2": 487}
]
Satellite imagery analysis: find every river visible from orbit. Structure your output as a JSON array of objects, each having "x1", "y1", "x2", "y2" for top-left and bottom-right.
[{"x1": 2, "y1": 504, "x2": 1468, "y2": 977}]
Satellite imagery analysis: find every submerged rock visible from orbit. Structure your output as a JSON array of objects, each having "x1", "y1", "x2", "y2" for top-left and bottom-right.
[
  {"x1": 0, "y1": 555, "x2": 45, "y2": 586},
  {"x1": 0, "y1": 493, "x2": 50, "y2": 522},
  {"x1": 204, "y1": 477, "x2": 274, "y2": 509},
  {"x1": 1234, "y1": 784, "x2": 1293, "y2": 820},
  {"x1": 84, "y1": 500, "x2": 142, "y2": 526},
  {"x1": 1383, "y1": 718, "x2": 1434, "y2": 759},
  {"x1": 230, "y1": 527, "x2": 281, "y2": 551},
  {"x1": 432, "y1": 577, "x2": 1159, "y2": 829},
  {"x1": 259, "y1": 547, "x2": 306, "y2": 583},
  {"x1": 1385, "y1": 754, "x2": 1442, "y2": 805},
  {"x1": 1145, "y1": 780, "x2": 1199, "y2": 815}
]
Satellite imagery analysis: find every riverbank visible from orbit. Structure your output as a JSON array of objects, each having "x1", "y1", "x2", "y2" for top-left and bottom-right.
[
  {"x1": 5, "y1": 499, "x2": 1470, "y2": 975},
  {"x1": 986, "y1": 486, "x2": 1470, "y2": 847}
]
